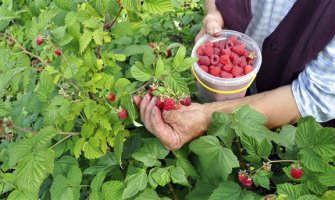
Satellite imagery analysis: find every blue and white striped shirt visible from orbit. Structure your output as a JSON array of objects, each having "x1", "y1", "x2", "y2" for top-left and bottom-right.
[{"x1": 245, "y1": 0, "x2": 335, "y2": 122}]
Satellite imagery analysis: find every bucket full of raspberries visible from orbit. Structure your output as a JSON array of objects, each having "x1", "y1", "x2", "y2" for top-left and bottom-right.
[{"x1": 191, "y1": 30, "x2": 262, "y2": 102}]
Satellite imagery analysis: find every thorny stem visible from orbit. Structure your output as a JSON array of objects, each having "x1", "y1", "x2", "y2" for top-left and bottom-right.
[
  {"x1": 0, "y1": 32, "x2": 48, "y2": 66},
  {"x1": 251, "y1": 159, "x2": 298, "y2": 175}
]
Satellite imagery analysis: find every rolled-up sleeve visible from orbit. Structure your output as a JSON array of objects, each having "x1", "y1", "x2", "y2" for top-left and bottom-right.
[{"x1": 292, "y1": 36, "x2": 335, "y2": 122}]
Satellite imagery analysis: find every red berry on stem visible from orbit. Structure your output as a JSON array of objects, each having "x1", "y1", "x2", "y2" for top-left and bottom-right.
[
  {"x1": 155, "y1": 96, "x2": 164, "y2": 109},
  {"x1": 54, "y1": 49, "x2": 62, "y2": 56},
  {"x1": 118, "y1": 108, "x2": 128, "y2": 119},
  {"x1": 148, "y1": 42, "x2": 156, "y2": 48},
  {"x1": 238, "y1": 171, "x2": 248, "y2": 183},
  {"x1": 35, "y1": 35, "x2": 44, "y2": 45},
  {"x1": 242, "y1": 177, "x2": 253, "y2": 188},
  {"x1": 291, "y1": 166, "x2": 303, "y2": 179},
  {"x1": 107, "y1": 92, "x2": 116, "y2": 102},
  {"x1": 180, "y1": 96, "x2": 191, "y2": 106},
  {"x1": 163, "y1": 98, "x2": 175, "y2": 111}
]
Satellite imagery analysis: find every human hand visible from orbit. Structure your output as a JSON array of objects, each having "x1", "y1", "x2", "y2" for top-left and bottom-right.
[
  {"x1": 133, "y1": 94, "x2": 211, "y2": 150},
  {"x1": 195, "y1": 12, "x2": 224, "y2": 42}
]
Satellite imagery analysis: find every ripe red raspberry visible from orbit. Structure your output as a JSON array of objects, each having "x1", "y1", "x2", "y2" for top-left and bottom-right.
[
  {"x1": 54, "y1": 49, "x2": 62, "y2": 56},
  {"x1": 248, "y1": 60, "x2": 254, "y2": 66},
  {"x1": 219, "y1": 54, "x2": 230, "y2": 65},
  {"x1": 198, "y1": 56, "x2": 211, "y2": 66},
  {"x1": 231, "y1": 44, "x2": 246, "y2": 56},
  {"x1": 226, "y1": 36, "x2": 237, "y2": 48},
  {"x1": 239, "y1": 57, "x2": 247, "y2": 67},
  {"x1": 291, "y1": 166, "x2": 303, "y2": 179},
  {"x1": 213, "y1": 47, "x2": 221, "y2": 55},
  {"x1": 155, "y1": 96, "x2": 164, "y2": 109},
  {"x1": 244, "y1": 65, "x2": 253, "y2": 74},
  {"x1": 196, "y1": 45, "x2": 205, "y2": 56},
  {"x1": 107, "y1": 92, "x2": 116, "y2": 102},
  {"x1": 148, "y1": 42, "x2": 156, "y2": 48},
  {"x1": 230, "y1": 53, "x2": 240, "y2": 66},
  {"x1": 209, "y1": 67, "x2": 221, "y2": 77},
  {"x1": 200, "y1": 65, "x2": 209, "y2": 73},
  {"x1": 204, "y1": 41, "x2": 214, "y2": 48},
  {"x1": 163, "y1": 98, "x2": 175, "y2": 111},
  {"x1": 118, "y1": 108, "x2": 128, "y2": 119},
  {"x1": 243, "y1": 49, "x2": 250, "y2": 58},
  {"x1": 35, "y1": 35, "x2": 44, "y2": 45},
  {"x1": 210, "y1": 55, "x2": 220, "y2": 65},
  {"x1": 238, "y1": 171, "x2": 248, "y2": 183},
  {"x1": 231, "y1": 66, "x2": 244, "y2": 77},
  {"x1": 223, "y1": 63, "x2": 233, "y2": 72},
  {"x1": 220, "y1": 71, "x2": 233, "y2": 78},
  {"x1": 203, "y1": 47, "x2": 214, "y2": 57},
  {"x1": 180, "y1": 96, "x2": 191, "y2": 106},
  {"x1": 217, "y1": 40, "x2": 226, "y2": 50},
  {"x1": 221, "y1": 48, "x2": 231, "y2": 55},
  {"x1": 242, "y1": 177, "x2": 253, "y2": 188}
]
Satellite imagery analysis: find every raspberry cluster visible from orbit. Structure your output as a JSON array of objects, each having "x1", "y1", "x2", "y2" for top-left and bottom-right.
[{"x1": 196, "y1": 36, "x2": 256, "y2": 78}]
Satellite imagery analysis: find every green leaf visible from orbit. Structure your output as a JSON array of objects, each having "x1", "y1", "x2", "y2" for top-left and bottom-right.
[
  {"x1": 208, "y1": 181, "x2": 242, "y2": 200},
  {"x1": 318, "y1": 165, "x2": 335, "y2": 186},
  {"x1": 36, "y1": 71, "x2": 54, "y2": 102},
  {"x1": 132, "y1": 139, "x2": 169, "y2": 167},
  {"x1": 297, "y1": 195, "x2": 321, "y2": 200},
  {"x1": 67, "y1": 166, "x2": 82, "y2": 186},
  {"x1": 186, "y1": 181, "x2": 216, "y2": 200},
  {"x1": 175, "y1": 57, "x2": 197, "y2": 72},
  {"x1": 176, "y1": 157, "x2": 199, "y2": 178},
  {"x1": 7, "y1": 190, "x2": 36, "y2": 200},
  {"x1": 54, "y1": 0, "x2": 72, "y2": 10},
  {"x1": 253, "y1": 170, "x2": 270, "y2": 189},
  {"x1": 80, "y1": 29, "x2": 93, "y2": 53},
  {"x1": 122, "y1": 45, "x2": 153, "y2": 56},
  {"x1": 173, "y1": 46, "x2": 185, "y2": 69},
  {"x1": 322, "y1": 190, "x2": 335, "y2": 200},
  {"x1": 277, "y1": 183, "x2": 309, "y2": 200},
  {"x1": 143, "y1": 0, "x2": 174, "y2": 14},
  {"x1": 83, "y1": 138, "x2": 104, "y2": 159},
  {"x1": 135, "y1": 188, "x2": 161, "y2": 200},
  {"x1": 114, "y1": 131, "x2": 125, "y2": 166},
  {"x1": 189, "y1": 135, "x2": 239, "y2": 180},
  {"x1": 268, "y1": 125, "x2": 296, "y2": 149},
  {"x1": 169, "y1": 166, "x2": 190, "y2": 186},
  {"x1": 300, "y1": 149, "x2": 326, "y2": 172},
  {"x1": 114, "y1": 78, "x2": 131, "y2": 92},
  {"x1": 122, "y1": 168, "x2": 148, "y2": 199},
  {"x1": 231, "y1": 106, "x2": 269, "y2": 139},
  {"x1": 50, "y1": 175, "x2": 71, "y2": 200},
  {"x1": 208, "y1": 112, "x2": 236, "y2": 147},
  {"x1": 155, "y1": 58, "x2": 165, "y2": 78},
  {"x1": 295, "y1": 117, "x2": 322, "y2": 148},
  {"x1": 74, "y1": 138, "x2": 85, "y2": 158},
  {"x1": 312, "y1": 128, "x2": 335, "y2": 158},
  {"x1": 165, "y1": 73, "x2": 189, "y2": 94},
  {"x1": 130, "y1": 63, "x2": 153, "y2": 81},
  {"x1": 15, "y1": 149, "x2": 55, "y2": 195},
  {"x1": 122, "y1": 0, "x2": 141, "y2": 12},
  {"x1": 257, "y1": 138, "x2": 272, "y2": 158},
  {"x1": 151, "y1": 167, "x2": 171, "y2": 187},
  {"x1": 92, "y1": 29, "x2": 104, "y2": 45},
  {"x1": 102, "y1": 181, "x2": 125, "y2": 200}
]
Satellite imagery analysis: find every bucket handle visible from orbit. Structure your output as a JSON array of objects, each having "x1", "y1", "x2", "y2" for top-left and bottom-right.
[{"x1": 191, "y1": 66, "x2": 256, "y2": 94}]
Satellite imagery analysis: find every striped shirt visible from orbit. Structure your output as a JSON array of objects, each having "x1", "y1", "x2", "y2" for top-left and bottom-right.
[{"x1": 245, "y1": 0, "x2": 335, "y2": 122}]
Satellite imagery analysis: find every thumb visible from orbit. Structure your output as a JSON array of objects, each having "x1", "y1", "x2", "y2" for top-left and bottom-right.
[{"x1": 132, "y1": 95, "x2": 142, "y2": 107}]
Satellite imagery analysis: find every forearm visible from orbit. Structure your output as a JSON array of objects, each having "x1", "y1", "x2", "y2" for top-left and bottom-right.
[
  {"x1": 205, "y1": 85, "x2": 302, "y2": 128},
  {"x1": 204, "y1": 0, "x2": 219, "y2": 13}
]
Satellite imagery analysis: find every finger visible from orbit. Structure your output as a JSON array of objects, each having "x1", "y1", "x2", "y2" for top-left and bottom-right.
[
  {"x1": 132, "y1": 96, "x2": 142, "y2": 107},
  {"x1": 206, "y1": 26, "x2": 221, "y2": 36},
  {"x1": 195, "y1": 28, "x2": 206, "y2": 42},
  {"x1": 139, "y1": 94, "x2": 151, "y2": 122},
  {"x1": 162, "y1": 110, "x2": 180, "y2": 124},
  {"x1": 144, "y1": 96, "x2": 157, "y2": 125}
]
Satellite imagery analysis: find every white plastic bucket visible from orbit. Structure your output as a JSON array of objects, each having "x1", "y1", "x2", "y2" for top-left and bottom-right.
[{"x1": 191, "y1": 30, "x2": 262, "y2": 102}]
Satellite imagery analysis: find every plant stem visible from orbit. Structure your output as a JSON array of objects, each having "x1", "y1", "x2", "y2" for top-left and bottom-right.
[
  {"x1": 236, "y1": 137, "x2": 247, "y2": 170},
  {"x1": 12, "y1": 124, "x2": 80, "y2": 136},
  {"x1": 50, "y1": 134, "x2": 72, "y2": 149},
  {"x1": 267, "y1": 160, "x2": 297, "y2": 164},
  {"x1": 168, "y1": 183, "x2": 179, "y2": 200}
]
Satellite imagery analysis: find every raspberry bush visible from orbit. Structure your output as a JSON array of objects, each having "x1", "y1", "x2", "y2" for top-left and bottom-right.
[{"x1": 1, "y1": 1, "x2": 335, "y2": 200}]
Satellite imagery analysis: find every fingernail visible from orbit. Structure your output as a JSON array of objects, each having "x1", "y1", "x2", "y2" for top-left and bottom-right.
[{"x1": 214, "y1": 28, "x2": 220, "y2": 33}]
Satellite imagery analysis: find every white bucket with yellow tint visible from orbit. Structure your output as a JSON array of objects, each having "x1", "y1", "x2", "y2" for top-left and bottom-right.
[{"x1": 191, "y1": 30, "x2": 262, "y2": 102}]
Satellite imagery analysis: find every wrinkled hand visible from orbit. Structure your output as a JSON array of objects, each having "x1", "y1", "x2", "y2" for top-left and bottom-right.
[
  {"x1": 133, "y1": 95, "x2": 211, "y2": 150},
  {"x1": 195, "y1": 12, "x2": 224, "y2": 41}
]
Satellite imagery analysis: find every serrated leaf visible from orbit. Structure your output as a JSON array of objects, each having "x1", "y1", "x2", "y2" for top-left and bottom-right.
[
  {"x1": 208, "y1": 181, "x2": 242, "y2": 200},
  {"x1": 257, "y1": 138, "x2": 272, "y2": 158},
  {"x1": 165, "y1": 73, "x2": 189, "y2": 94},
  {"x1": 312, "y1": 128, "x2": 335, "y2": 158},
  {"x1": 122, "y1": 0, "x2": 141, "y2": 12},
  {"x1": 15, "y1": 149, "x2": 55, "y2": 195},
  {"x1": 67, "y1": 166, "x2": 82, "y2": 186},
  {"x1": 143, "y1": 50, "x2": 156, "y2": 67},
  {"x1": 135, "y1": 188, "x2": 161, "y2": 200},
  {"x1": 102, "y1": 181, "x2": 125, "y2": 200},
  {"x1": 208, "y1": 112, "x2": 236, "y2": 147},
  {"x1": 295, "y1": 117, "x2": 322, "y2": 148},
  {"x1": 185, "y1": 181, "x2": 216, "y2": 200},
  {"x1": 130, "y1": 64, "x2": 153, "y2": 82},
  {"x1": 114, "y1": 78, "x2": 131, "y2": 92},
  {"x1": 318, "y1": 165, "x2": 335, "y2": 186},
  {"x1": 114, "y1": 131, "x2": 125, "y2": 166},
  {"x1": 297, "y1": 195, "x2": 321, "y2": 200},
  {"x1": 83, "y1": 138, "x2": 104, "y2": 159},
  {"x1": 7, "y1": 190, "x2": 36, "y2": 200},
  {"x1": 173, "y1": 46, "x2": 185, "y2": 69},
  {"x1": 143, "y1": 0, "x2": 174, "y2": 14},
  {"x1": 122, "y1": 45, "x2": 153, "y2": 56},
  {"x1": 151, "y1": 167, "x2": 171, "y2": 187},
  {"x1": 322, "y1": 190, "x2": 335, "y2": 200},
  {"x1": 277, "y1": 183, "x2": 309, "y2": 200},
  {"x1": 74, "y1": 138, "x2": 85, "y2": 158},
  {"x1": 189, "y1": 135, "x2": 239, "y2": 180},
  {"x1": 169, "y1": 166, "x2": 190, "y2": 186},
  {"x1": 300, "y1": 149, "x2": 326, "y2": 172},
  {"x1": 36, "y1": 71, "x2": 54, "y2": 102},
  {"x1": 253, "y1": 170, "x2": 270, "y2": 189},
  {"x1": 122, "y1": 168, "x2": 148, "y2": 199},
  {"x1": 175, "y1": 57, "x2": 197, "y2": 72},
  {"x1": 176, "y1": 157, "x2": 199, "y2": 178},
  {"x1": 54, "y1": 0, "x2": 72, "y2": 10},
  {"x1": 0, "y1": 100, "x2": 11, "y2": 117},
  {"x1": 132, "y1": 139, "x2": 169, "y2": 167},
  {"x1": 92, "y1": 28, "x2": 104, "y2": 45},
  {"x1": 155, "y1": 58, "x2": 165, "y2": 78},
  {"x1": 80, "y1": 29, "x2": 93, "y2": 53}
]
